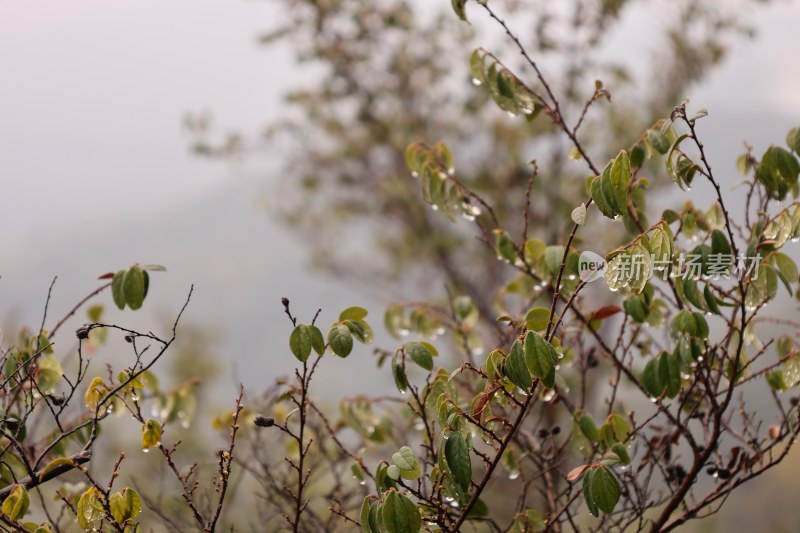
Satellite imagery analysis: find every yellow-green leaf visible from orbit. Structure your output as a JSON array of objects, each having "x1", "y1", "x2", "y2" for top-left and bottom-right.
[
  {"x1": 38, "y1": 457, "x2": 75, "y2": 482},
  {"x1": 141, "y1": 419, "x2": 162, "y2": 449},
  {"x1": 2, "y1": 485, "x2": 30, "y2": 521}
]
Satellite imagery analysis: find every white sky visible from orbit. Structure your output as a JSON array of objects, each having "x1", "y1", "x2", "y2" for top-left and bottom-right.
[
  {"x1": 0, "y1": 0, "x2": 295, "y2": 249},
  {"x1": 1, "y1": 1, "x2": 799, "y2": 252}
]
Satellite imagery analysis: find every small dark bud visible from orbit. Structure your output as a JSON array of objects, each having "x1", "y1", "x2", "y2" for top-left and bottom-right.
[
  {"x1": 75, "y1": 325, "x2": 90, "y2": 340},
  {"x1": 48, "y1": 394, "x2": 67, "y2": 406},
  {"x1": 124, "y1": 335, "x2": 134, "y2": 343},
  {"x1": 551, "y1": 425, "x2": 561, "y2": 435},
  {"x1": 537, "y1": 428, "x2": 550, "y2": 439},
  {"x1": 717, "y1": 468, "x2": 732, "y2": 480},
  {"x1": 587, "y1": 354, "x2": 599, "y2": 368},
  {"x1": 790, "y1": 396, "x2": 799, "y2": 407},
  {"x1": 254, "y1": 415, "x2": 275, "y2": 428},
  {"x1": 281, "y1": 297, "x2": 290, "y2": 307},
  {"x1": 706, "y1": 467, "x2": 717, "y2": 475}
]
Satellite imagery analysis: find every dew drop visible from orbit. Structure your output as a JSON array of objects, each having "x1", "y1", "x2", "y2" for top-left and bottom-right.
[
  {"x1": 472, "y1": 78, "x2": 482, "y2": 86},
  {"x1": 508, "y1": 471, "x2": 520, "y2": 480},
  {"x1": 143, "y1": 448, "x2": 150, "y2": 453},
  {"x1": 650, "y1": 397, "x2": 657, "y2": 403},
  {"x1": 411, "y1": 171, "x2": 419, "y2": 178},
  {"x1": 506, "y1": 111, "x2": 516, "y2": 119},
  {"x1": 359, "y1": 480, "x2": 367, "y2": 486},
  {"x1": 431, "y1": 205, "x2": 439, "y2": 211}
]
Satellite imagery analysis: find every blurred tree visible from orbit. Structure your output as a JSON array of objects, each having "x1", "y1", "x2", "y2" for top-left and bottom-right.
[{"x1": 187, "y1": 0, "x2": 765, "y2": 324}]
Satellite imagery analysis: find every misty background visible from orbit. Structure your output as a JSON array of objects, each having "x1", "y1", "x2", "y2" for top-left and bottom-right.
[{"x1": 2, "y1": 1, "x2": 800, "y2": 530}]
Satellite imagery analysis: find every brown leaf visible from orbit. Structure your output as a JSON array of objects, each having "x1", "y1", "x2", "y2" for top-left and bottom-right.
[
  {"x1": 567, "y1": 464, "x2": 590, "y2": 482},
  {"x1": 588, "y1": 305, "x2": 623, "y2": 322}
]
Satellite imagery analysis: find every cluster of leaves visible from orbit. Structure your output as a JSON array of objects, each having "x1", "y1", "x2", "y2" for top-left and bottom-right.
[
  {"x1": 219, "y1": 2, "x2": 800, "y2": 532},
  {"x1": 0, "y1": 265, "x2": 245, "y2": 532}
]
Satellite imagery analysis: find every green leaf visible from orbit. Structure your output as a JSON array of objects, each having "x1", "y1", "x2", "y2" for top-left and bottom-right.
[
  {"x1": 38, "y1": 457, "x2": 75, "y2": 482},
  {"x1": 141, "y1": 419, "x2": 162, "y2": 449},
  {"x1": 610, "y1": 443, "x2": 631, "y2": 466},
  {"x1": 672, "y1": 310, "x2": 709, "y2": 339},
  {"x1": 524, "y1": 331, "x2": 558, "y2": 388},
  {"x1": 577, "y1": 413, "x2": 600, "y2": 443},
  {"x1": 623, "y1": 296, "x2": 647, "y2": 323},
  {"x1": 381, "y1": 491, "x2": 421, "y2": 533},
  {"x1": 77, "y1": 487, "x2": 104, "y2": 530},
  {"x1": 2, "y1": 485, "x2": 29, "y2": 521},
  {"x1": 122, "y1": 265, "x2": 146, "y2": 310},
  {"x1": 590, "y1": 466, "x2": 620, "y2": 514},
  {"x1": 328, "y1": 325, "x2": 354, "y2": 357},
  {"x1": 360, "y1": 497, "x2": 374, "y2": 533},
  {"x1": 602, "y1": 414, "x2": 632, "y2": 445},
  {"x1": 711, "y1": 229, "x2": 731, "y2": 257},
  {"x1": 505, "y1": 340, "x2": 533, "y2": 391},
  {"x1": 346, "y1": 319, "x2": 374, "y2": 344},
  {"x1": 405, "y1": 342, "x2": 434, "y2": 371},
  {"x1": 309, "y1": 325, "x2": 325, "y2": 355},
  {"x1": 704, "y1": 285, "x2": 723, "y2": 315},
  {"x1": 109, "y1": 488, "x2": 141, "y2": 524},
  {"x1": 775, "y1": 252, "x2": 799, "y2": 287},
  {"x1": 646, "y1": 128, "x2": 671, "y2": 155},
  {"x1": 392, "y1": 447, "x2": 422, "y2": 480},
  {"x1": 392, "y1": 356, "x2": 408, "y2": 394},
  {"x1": 111, "y1": 270, "x2": 126, "y2": 310},
  {"x1": 495, "y1": 230, "x2": 516, "y2": 263},
  {"x1": 524, "y1": 307, "x2": 551, "y2": 331},
  {"x1": 451, "y1": 0, "x2": 468, "y2": 22},
  {"x1": 657, "y1": 351, "x2": 681, "y2": 399},
  {"x1": 289, "y1": 324, "x2": 314, "y2": 362},
  {"x1": 582, "y1": 468, "x2": 599, "y2": 517},
  {"x1": 609, "y1": 150, "x2": 631, "y2": 219},
  {"x1": 591, "y1": 172, "x2": 615, "y2": 219},
  {"x1": 642, "y1": 359, "x2": 662, "y2": 398},
  {"x1": 787, "y1": 127, "x2": 800, "y2": 154},
  {"x1": 340, "y1": 306, "x2": 368, "y2": 321},
  {"x1": 444, "y1": 432, "x2": 472, "y2": 491}
]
